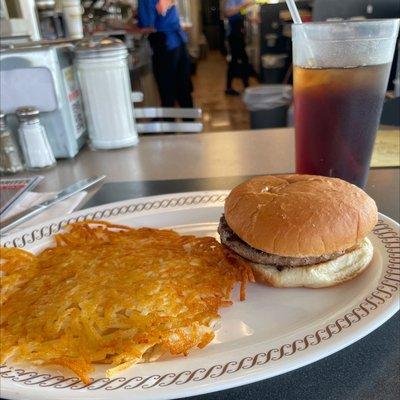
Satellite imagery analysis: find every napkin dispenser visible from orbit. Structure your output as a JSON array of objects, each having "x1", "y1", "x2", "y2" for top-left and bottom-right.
[{"x1": 0, "y1": 43, "x2": 87, "y2": 158}]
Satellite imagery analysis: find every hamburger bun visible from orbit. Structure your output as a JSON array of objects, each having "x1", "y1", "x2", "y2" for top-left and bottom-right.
[
  {"x1": 250, "y1": 237, "x2": 373, "y2": 288},
  {"x1": 224, "y1": 175, "x2": 378, "y2": 258}
]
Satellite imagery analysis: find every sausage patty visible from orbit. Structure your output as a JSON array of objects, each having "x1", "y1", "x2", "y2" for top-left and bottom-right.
[{"x1": 218, "y1": 215, "x2": 348, "y2": 267}]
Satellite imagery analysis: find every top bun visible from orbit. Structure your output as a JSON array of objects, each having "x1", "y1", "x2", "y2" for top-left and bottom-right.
[{"x1": 224, "y1": 175, "x2": 378, "y2": 257}]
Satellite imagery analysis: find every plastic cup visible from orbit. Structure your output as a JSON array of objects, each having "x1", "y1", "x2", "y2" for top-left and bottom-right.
[{"x1": 292, "y1": 19, "x2": 399, "y2": 187}]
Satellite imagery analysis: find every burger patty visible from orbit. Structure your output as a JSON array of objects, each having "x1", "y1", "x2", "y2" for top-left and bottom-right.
[{"x1": 218, "y1": 215, "x2": 348, "y2": 267}]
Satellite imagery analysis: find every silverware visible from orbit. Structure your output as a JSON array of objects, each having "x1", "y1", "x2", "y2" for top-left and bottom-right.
[{"x1": 0, "y1": 175, "x2": 106, "y2": 235}]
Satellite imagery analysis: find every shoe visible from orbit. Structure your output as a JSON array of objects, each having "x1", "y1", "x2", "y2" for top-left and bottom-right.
[{"x1": 225, "y1": 88, "x2": 240, "y2": 96}]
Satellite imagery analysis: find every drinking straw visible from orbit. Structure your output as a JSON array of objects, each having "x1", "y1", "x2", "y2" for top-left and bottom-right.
[
  {"x1": 285, "y1": 0, "x2": 316, "y2": 66},
  {"x1": 285, "y1": 0, "x2": 302, "y2": 24}
]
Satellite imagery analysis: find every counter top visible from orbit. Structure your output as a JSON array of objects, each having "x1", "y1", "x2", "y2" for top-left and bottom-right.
[{"x1": 12, "y1": 129, "x2": 295, "y2": 191}]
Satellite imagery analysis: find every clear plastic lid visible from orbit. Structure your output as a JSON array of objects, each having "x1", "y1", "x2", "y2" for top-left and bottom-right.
[{"x1": 292, "y1": 19, "x2": 400, "y2": 68}]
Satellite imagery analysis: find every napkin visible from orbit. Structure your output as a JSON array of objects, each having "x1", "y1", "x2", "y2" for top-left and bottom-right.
[{"x1": 2, "y1": 191, "x2": 87, "y2": 233}]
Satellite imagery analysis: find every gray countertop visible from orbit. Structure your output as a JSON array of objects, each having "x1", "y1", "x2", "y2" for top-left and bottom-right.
[
  {"x1": 12, "y1": 129, "x2": 295, "y2": 191},
  {"x1": 11, "y1": 128, "x2": 398, "y2": 221}
]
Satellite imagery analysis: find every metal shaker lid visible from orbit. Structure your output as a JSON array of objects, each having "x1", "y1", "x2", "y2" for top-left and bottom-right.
[
  {"x1": 74, "y1": 36, "x2": 127, "y2": 59},
  {"x1": 16, "y1": 107, "x2": 40, "y2": 123}
]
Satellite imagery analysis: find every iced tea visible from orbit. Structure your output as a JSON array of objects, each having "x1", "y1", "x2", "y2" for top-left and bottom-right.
[{"x1": 294, "y1": 63, "x2": 391, "y2": 187}]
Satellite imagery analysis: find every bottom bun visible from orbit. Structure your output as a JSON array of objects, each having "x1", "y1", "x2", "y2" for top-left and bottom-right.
[{"x1": 250, "y1": 237, "x2": 373, "y2": 288}]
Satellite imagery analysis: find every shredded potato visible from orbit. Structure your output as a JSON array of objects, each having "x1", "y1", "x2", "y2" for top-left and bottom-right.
[{"x1": 0, "y1": 221, "x2": 253, "y2": 383}]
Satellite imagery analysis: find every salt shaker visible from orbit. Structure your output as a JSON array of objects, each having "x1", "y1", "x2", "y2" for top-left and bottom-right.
[
  {"x1": 16, "y1": 107, "x2": 57, "y2": 170},
  {"x1": 0, "y1": 111, "x2": 24, "y2": 174},
  {"x1": 75, "y1": 37, "x2": 139, "y2": 149}
]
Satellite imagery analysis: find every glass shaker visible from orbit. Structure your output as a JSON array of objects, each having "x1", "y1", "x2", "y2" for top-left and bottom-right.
[
  {"x1": 74, "y1": 37, "x2": 139, "y2": 149},
  {"x1": 0, "y1": 111, "x2": 24, "y2": 174},
  {"x1": 16, "y1": 107, "x2": 57, "y2": 170}
]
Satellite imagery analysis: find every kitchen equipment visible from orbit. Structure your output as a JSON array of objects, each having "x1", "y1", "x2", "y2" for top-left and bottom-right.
[
  {"x1": 62, "y1": 0, "x2": 83, "y2": 39},
  {"x1": 0, "y1": 111, "x2": 24, "y2": 174},
  {"x1": 0, "y1": 175, "x2": 106, "y2": 235},
  {"x1": 36, "y1": 0, "x2": 65, "y2": 40},
  {"x1": 37, "y1": 10, "x2": 65, "y2": 40},
  {"x1": 1, "y1": 1, "x2": 39, "y2": 39},
  {"x1": 16, "y1": 107, "x2": 56, "y2": 170},
  {"x1": 0, "y1": 42, "x2": 87, "y2": 158},
  {"x1": 75, "y1": 36, "x2": 139, "y2": 149}
]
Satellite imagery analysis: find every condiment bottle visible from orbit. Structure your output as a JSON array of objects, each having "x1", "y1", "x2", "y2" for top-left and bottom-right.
[
  {"x1": 74, "y1": 37, "x2": 139, "y2": 149},
  {"x1": 0, "y1": 111, "x2": 24, "y2": 174},
  {"x1": 16, "y1": 107, "x2": 57, "y2": 170}
]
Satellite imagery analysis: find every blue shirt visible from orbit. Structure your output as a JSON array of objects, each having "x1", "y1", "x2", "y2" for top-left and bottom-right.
[
  {"x1": 225, "y1": 0, "x2": 245, "y2": 25},
  {"x1": 138, "y1": 0, "x2": 187, "y2": 50}
]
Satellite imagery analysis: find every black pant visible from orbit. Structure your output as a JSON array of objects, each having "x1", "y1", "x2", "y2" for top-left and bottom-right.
[
  {"x1": 227, "y1": 31, "x2": 250, "y2": 90},
  {"x1": 149, "y1": 33, "x2": 194, "y2": 109}
]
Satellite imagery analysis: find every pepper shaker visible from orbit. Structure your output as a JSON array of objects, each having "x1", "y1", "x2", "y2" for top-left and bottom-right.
[
  {"x1": 0, "y1": 111, "x2": 24, "y2": 174},
  {"x1": 16, "y1": 107, "x2": 57, "y2": 170}
]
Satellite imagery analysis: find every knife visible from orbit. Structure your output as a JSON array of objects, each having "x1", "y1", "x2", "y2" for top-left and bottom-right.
[{"x1": 0, "y1": 175, "x2": 106, "y2": 235}]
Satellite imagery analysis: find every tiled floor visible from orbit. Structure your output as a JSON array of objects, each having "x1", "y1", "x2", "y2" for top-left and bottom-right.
[{"x1": 192, "y1": 51, "x2": 257, "y2": 133}]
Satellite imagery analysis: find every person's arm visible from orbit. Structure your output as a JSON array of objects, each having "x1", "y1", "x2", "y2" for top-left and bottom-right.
[
  {"x1": 105, "y1": 1, "x2": 156, "y2": 33},
  {"x1": 137, "y1": 0, "x2": 157, "y2": 31},
  {"x1": 156, "y1": 0, "x2": 173, "y2": 16},
  {"x1": 224, "y1": 0, "x2": 254, "y2": 18}
]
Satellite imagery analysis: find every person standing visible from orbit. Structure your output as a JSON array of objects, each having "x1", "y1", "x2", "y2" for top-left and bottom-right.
[
  {"x1": 224, "y1": 0, "x2": 254, "y2": 96},
  {"x1": 137, "y1": 0, "x2": 194, "y2": 109}
]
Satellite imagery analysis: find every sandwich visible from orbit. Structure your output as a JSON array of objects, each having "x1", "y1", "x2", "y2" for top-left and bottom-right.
[{"x1": 218, "y1": 174, "x2": 378, "y2": 288}]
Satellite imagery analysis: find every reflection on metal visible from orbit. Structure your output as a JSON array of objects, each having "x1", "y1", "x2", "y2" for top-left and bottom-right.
[
  {"x1": 136, "y1": 122, "x2": 203, "y2": 134},
  {"x1": 135, "y1": 106, "x2": 203, "y2": 133},
  {"x1": 134, "y1": 107, "x2": 202, "y2": 119}
]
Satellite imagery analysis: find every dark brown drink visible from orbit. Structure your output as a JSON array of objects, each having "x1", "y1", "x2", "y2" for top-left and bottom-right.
[{"x1": 294, "y1": 64, "x2": 391, "y2": 187}]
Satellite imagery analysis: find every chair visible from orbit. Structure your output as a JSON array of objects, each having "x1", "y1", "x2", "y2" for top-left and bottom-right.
[{"x1": 131, "y1": 92, "x2": 203, "y2": 134}]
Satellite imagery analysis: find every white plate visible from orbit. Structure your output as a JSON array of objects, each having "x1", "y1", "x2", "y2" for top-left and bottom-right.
[{"x1": 1, "y1": 191, "x2": 399, "y2": 400}]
